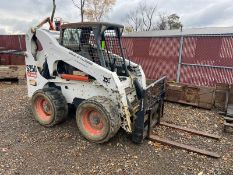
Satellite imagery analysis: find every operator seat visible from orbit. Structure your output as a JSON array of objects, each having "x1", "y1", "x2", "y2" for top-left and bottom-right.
[
  {"x1": 79, "y1": 28, "x2": 101, "y2": 65},
  {"x1": 79, "y1": 29, "x2": 93, "y2": 61}
]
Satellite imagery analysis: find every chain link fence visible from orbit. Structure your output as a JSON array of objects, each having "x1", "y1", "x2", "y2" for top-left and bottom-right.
[{"x1": 123, "y1": 32, "x2": 233, "y2": 87}]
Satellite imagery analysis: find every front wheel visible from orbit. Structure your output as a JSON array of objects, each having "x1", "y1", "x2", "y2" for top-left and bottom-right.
[{"x1": 76, "y1": 96, "x2": 121, "y2": 143}]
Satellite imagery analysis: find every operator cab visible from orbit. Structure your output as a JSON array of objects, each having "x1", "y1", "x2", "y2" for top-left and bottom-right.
[{"x1": 60, "y1": 22, "x2": 128, "y2": 77}]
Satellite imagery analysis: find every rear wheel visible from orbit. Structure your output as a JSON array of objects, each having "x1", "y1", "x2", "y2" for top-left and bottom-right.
[
  {"x1": 76, "y1": 96, "x2": 121, "y2": 143},
  {"x1": 31, "y1": 88, "x2": 68, "y2": 127}
]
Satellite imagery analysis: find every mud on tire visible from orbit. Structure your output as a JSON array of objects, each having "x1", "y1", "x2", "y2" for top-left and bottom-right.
[
  {"x1": 76, "y1": 96, "x2": 121, "y2": 143},
  {"x1": 31, "y1": 87, "x2": 68, "y2": 127}
]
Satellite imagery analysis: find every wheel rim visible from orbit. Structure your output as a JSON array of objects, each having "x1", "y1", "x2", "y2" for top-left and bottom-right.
[
  {"x1": 81, "y1": 109, "x2": 106, "y2": 136},
  {"x1": 35, "y1": 96, "x2": 52, "y2": 122}
]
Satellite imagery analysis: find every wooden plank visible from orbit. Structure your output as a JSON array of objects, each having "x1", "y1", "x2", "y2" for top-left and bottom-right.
[
  {"x1": 17, "y1": 66, "x2": 26, "y2": 77},
  {"x1": 0, "y1": 65, "x2": 25, "y2": 80},
  {"x1": 149, "y1": 135, "x2": 220, "y2": 158},
  {"x1": 198, "y1": 87, "x2": 215, "y2": 109},
  {"x1": 160, "y1": 122, "x2": 221, "y2": 140},
  {"x1": 166, "y1": 82, "x2": 214, "y2": 110},
  {"x1": 227, "y1": 104, "x2": 233, "y2": 116},
  {"x1": 215, "y1": 84, "x2": 229, "y2": 111},
  {"x1": 224, "y1": 117, "x2": 233, "y2": 122},
  {"x1": 224, "y1": 121, "x2": 233, "y2": 127},
  {"x1": 165, "y1": 83, "x2": 182, "y2": 102}
]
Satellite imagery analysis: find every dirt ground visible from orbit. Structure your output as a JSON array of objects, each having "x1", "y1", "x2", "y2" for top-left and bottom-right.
[{"x1": 0, "y1": 83, "x2": 232, "y2": 175}]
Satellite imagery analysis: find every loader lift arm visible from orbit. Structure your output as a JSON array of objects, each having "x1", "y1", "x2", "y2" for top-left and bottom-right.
[{"x1": 32, "y1": 17, "x2": 55, "y2": 33}]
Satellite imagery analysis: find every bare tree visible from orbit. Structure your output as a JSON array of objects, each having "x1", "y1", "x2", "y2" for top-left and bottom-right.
[
  {"x1": 124, "y1": 26, "x2": 134, "y2": 33},
  {"x1": 156, "y1": 13, "x2": 183, "y2": 30},
  {"x1": 72, "y1": 0, "x2": 86, "y2": 22},
  {"x1": 126, "y1": 0, "x2": 157, "y2": 32},
  {"x1": 156, "y1": 13, "x2": 167, "y2": 30},
  {"x1": 85, "y1": 0, "x2": 116, "y2": 22},
  {"x1": 139, "y1": 1, "x2": 157, "y2": 31},
  {"x1": 126, "y1": 9, "x2": 142, "y2": 32},
  {"x1": 51, "y1": 0, "x2": 56, "y2": 23},
  {"x1": 34, "y1": 0, "x2": 57, "y2": 31}
]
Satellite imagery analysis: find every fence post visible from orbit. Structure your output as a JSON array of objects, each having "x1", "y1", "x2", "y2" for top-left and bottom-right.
[
  {"x1": 176, "y1": 35, "x2": 184, "y2": 83},
  {"x1": 18, "y1": 35, "x2": 22, "y2": 51}
]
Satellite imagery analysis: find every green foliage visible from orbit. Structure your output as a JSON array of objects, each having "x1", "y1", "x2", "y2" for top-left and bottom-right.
[
  {"x1": 167, "y1": 14, "x2": 183, "y2": 30},
  {"x1": 156, "y1": 13, "x2": 183, "y2": 30}
]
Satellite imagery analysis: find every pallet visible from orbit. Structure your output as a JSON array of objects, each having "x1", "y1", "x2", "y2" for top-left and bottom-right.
[
  {"x1": 0, "y1": 65, "x2": 25, "y2": 83},
  {"x1": 224, "y1": 116, "x2": 233, "y2": 132},
  {"x1": 227, "y1": 104, "x2": 233, "y2": 117},
  {"x1": 165, "y1": 82, "x2": 215, "y2": 110},
  {"x1": 224, "y1": 117, "x2": 233, "y2": 121},
  {"x1": 222, "y1": 85, "x2": 233, "y2": 132}
]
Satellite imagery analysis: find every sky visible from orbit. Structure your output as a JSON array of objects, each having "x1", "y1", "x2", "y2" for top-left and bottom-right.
[{"x1": 0, "y1": 0, "x2": 233, "y2": 34}]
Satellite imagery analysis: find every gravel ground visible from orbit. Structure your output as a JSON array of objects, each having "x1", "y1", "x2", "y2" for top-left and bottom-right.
[{"x1": 0, "y1": 83, "x2": 232, "y2": 175}]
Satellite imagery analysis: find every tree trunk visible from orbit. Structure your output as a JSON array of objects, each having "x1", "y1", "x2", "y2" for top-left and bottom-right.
[
  {"x1": 81, "y1": 0, "x2": 84, "y2": 22},
  {"x1": 51, "y1": 0, "x2": 56, "y2": 22}
]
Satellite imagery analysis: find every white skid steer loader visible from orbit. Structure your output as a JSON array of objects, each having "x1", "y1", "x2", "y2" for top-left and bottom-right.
[{"x1": 25, "y1": 21, "x2": 166, "y2": 143}]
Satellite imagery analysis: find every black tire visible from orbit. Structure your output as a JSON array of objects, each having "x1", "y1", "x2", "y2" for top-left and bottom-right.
[
  {"x1": 76, "y1": 96, "x2": 121, "y2": 143},
  {"x1": 31, "y1": 87, "x2": 68, "y2": 127}
]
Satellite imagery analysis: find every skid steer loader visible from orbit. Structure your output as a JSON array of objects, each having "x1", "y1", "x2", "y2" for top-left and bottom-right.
[{"x1": 25, "y1": 21, "x2": 166, "y2": 143}]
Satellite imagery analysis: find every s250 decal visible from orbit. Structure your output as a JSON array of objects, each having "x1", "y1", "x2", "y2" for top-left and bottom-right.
[{"x1": 26, "y1": 65, "x2": 37, "y2": 78}]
